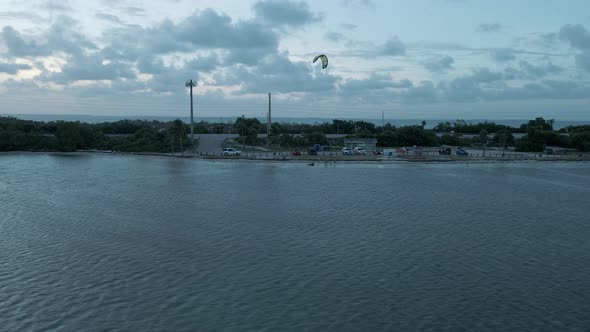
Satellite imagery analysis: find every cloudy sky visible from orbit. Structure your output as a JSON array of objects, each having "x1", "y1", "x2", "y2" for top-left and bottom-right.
[{"x1": 1, "y1": 0, "x2": 589, "y2": 120}]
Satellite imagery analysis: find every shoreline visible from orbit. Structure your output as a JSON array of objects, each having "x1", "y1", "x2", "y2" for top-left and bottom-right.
[{"x1": 2, "y1": 150, "x2": 589, "y2": 164}]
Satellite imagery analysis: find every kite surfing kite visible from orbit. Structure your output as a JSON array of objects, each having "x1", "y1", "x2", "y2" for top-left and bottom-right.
[{"x1": 313, "y1": 54, "x2": 328, "y2": 69}]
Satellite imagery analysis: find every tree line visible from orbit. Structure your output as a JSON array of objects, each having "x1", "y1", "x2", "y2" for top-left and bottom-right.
[
  {"x1": 1, "y1": 116, "x2": 589, "y2": 152},
  {"x1": 0, "y1": 117, "x2": 192, "y2": 153}
]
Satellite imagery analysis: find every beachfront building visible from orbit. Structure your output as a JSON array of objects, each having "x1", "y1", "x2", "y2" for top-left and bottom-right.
[{"x1": 344, "y1": 138, "x2": 378, "y2": 152}]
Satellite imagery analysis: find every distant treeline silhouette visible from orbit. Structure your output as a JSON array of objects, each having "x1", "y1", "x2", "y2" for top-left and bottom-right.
[{"x1": 1, "y1": 116, "x2": 589, "y2": 152}]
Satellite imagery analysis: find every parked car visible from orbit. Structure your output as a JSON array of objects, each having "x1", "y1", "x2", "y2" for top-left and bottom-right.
[
  {"x1": 373, "y1": 149, "x2": 383, "y2": 155},
  {"x1": 353, "y1": 147, "x2": 366, "y2": 155},
  {"x1": 308, "y1": 148, "x2": 317, "y2": 156},
  {"x1": 222, "y1": 148, "x2": 241, "y2": 156},
  {"x1": 341, "y1": 147, "x2": 352, "y2": 155},
  {"x1": 291, "y1": 148, "x2": 302, "y2": 156},
  {"x1": 439, "y1": 147, "x2": 452, "y2": 155},
  {"x1": 456, "y1": 149, "x2": 469, "y2": 156}
]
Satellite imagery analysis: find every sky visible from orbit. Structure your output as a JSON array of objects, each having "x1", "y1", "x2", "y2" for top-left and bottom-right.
[{"x1": 1, "y1": 0, "x2": 590, "y2": 120}]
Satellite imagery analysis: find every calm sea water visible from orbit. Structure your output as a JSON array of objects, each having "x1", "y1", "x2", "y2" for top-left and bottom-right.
[{"x1": 1, "y1": 154, "x2": 589, "y2": 331}]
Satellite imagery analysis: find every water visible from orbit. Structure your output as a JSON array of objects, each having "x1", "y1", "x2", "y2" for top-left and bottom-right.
[
  {"x1": 3, "y1": 114, "x2": 590, "y2": 129},
  {"x1": 1, "y1": 154, "x2": 589, "y2": 331}
]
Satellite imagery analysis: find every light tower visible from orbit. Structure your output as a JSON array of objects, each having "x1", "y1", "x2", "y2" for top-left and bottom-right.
[{"x1": 185, "y1": 79, "x2": 197, "y2": 143}]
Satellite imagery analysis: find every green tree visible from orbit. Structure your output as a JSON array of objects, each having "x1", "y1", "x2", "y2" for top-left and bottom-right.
[
  {"x1": 440, "y1": 133, "x2": 462, "y2": 146},
  {"x1": 55, "y1": 122, "x2": 84, "y2": 152},
  {"x1": 492, "y1": 130, "x2": 514, "y2": 147},
  {"x1": 247, "y1": 126, "x2": 259, "y2": 145},
  {"x1": 479, "y1": 129, "x2": 489, "y2": 156},
  {"x1": 304, "y1": 132, "x2": 328, "y2": 146},
  {"x1": 377, "y1": 130, "x2": 397, "y2": 147},
  {"x1": 168, "y1": 119, "x2": 191, "y2": 153}
]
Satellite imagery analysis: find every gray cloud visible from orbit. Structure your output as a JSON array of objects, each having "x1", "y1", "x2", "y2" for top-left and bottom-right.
[
  {"x1": 401, "y1": 81, "x2": 438, "y2": 103},
  {"x1": 558, "y1": 24, "x2": 590, "y2": 71},
  {"x1": 99, "y1": 9, "x2": 279, "y2": 67},
  {"x1": 0, "y1": 11, "x2": 47, "y2": 22},
  {"x1": 517, "y1": 60, "x2": 562, "y2": 78},
  {"x1": 324, "y1": 31, "x2": 345, "y2": 42},
  {"x1": 380, "y1": 36, "x2": 406, "y2": 56},
  {"x1": 441, "y1": 69, "x2": 503, "y2": 102},
  {"x1": 122, "y1": 7, "x2": 145, "y2": 16},
  {"x1": 254, "y1": 0, "x2": 321, "y2": 27},
  {"x1": 559, "y1": 24, "x2": 590, "y2": 50},
  {"x1": 95, "y1": 13, "x2": 140, "y2": 28},
  {"x1": 185, "y1": 54, "x2": 220, "y2": 73},
  {"x1": 165, "y1": 10, "x2": 278, "y2": 55},
  {"x1": 220, "y1": 54, "x2": 338, "y2": 94},
  {"x1": 46, "y1": 53, "x2": 135, "y2": 84},
  {"x1": 575, "y1": 52, "x2": 590, "y2": 71},
  {"x1": 43, "y1": 0, "x2": 72, "y2": 11},
  {"x1": 1, "y1": 26, "x2": 48, "y2": 57},
  {"x1": 1, "y1": 16, "x2": 97, "y2": 57},
  {"x1": 136, "y1": 56, "x2": 166, "y2": 75},
  {"x1": 340, "y1": 23, "x2": 357, "y2": 30},
  {"x1": 490, "y1": 48, "x2": 516, "y2": 62},
  {"x1": 397, "y1": 67, "x2": 584, "y2": 104},
  {"x1": 424, "y1": 55, "x2": 454, "y2": 72},
  {"x1": 478, "y1": 23, "x2": 502, "y2": 33},
  {"x1": 339, "y1": 74, "x2": 411, "y2": 95},
  {"x1": 0, "y1": 62, "x2": 32, "y2": 74},
  {"x1": 342, "y1": 0, "x2": 375, "y2": 9}
]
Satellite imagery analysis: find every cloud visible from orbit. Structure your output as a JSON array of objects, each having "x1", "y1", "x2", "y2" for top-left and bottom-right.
[
  {"x1": 517, "y1": 60, "x2": 562, "y2": 78},
  {"x1": 0, "y1": 62, "x2": 32, "y2": 74},
  {"x1": 43, "y1": 0, "x2": 72, "y2": 12},
  {"x1": 342, "y1": 0, "x2": 375, "y2": 9},
  {"x1": 0, "y1": 11, "x2": 47, "y2": 22},
  {"x1": 1, "y1": 26, "x2": 48, "y2": 57},
  {"x1": 477, "y1": 23, "x2": 502, "y2": 33},
  {"x1": 253, "y1": 0, "x2": 322, "y2": 27},
  {"x1": 339, "y1": 74, "x2": 411, "y2": 94},
  {"x1": 380, "y1": 36, "x2": 406, "y2": 56},
  {"x1": 401, "y1": 81, "x2": 438, "y2": 103},
  {"x1": 0, "y1": 16, "x2": 97, "y2": 57},
  {"x1": 122, "y1": 7, "x2": 145, "y2": 16},
  {"x1": 340, "y1": 23, "x2": 358, "y2": 30},
  {"x1": 558, "y1": 24, "x2": 590, "y2": 71},
  {"x1": 95, "y1": 13, "x2": 140, "y2": 28},
  {"x1": 324, "y1": 31, "x2": 345, "y2": 42},
  {"x1": 99, "y1": 9, "x2": 279, "y2": 67},
  {"x1": 424, "y1": 55, "x2": 454, "y2": 72},
  {"x1": 441, "y1": 69, "x2": 503, "y2": 102},
  {"x1": 46, "y1": 53, "x2": 135, "y2": 84},
  {"x1": 490, "y1": 48, "x2": 516, "y2": 62},
  {"x1": 559, "y1": 24, "x2": 590, "y2": 50},
  {"x1": 185, "y1": 54, "x2": 220, "y2": 73},
  {"x1": 575, "y1": 52, "x2": 590, "y2": 71},
  {"x1": 220, "y1": 54, "x2": 338, "y2": 94}
]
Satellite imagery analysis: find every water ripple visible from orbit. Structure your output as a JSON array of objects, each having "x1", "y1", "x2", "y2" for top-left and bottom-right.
[{"x1": 0, "y1": 155, "x2": 589, "y2": 331}]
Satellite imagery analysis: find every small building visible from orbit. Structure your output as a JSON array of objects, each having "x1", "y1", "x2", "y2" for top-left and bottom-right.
[{"x1": 344, "y1": 138, "x2": 378, "y2": 152}]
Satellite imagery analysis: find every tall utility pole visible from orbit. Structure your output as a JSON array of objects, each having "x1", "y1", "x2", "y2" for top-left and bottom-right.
[
  {"x1": 185, "y1": 79, "x2": 197, "y2": 144},
  {"x1": 267, "y1": 93, "x2": 271, "y2": 147},
  {"x1": 381, "y1": 111, "x2": 384, "y2": 134}
]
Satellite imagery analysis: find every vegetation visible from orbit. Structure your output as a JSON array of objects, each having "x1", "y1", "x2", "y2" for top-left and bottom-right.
[
  {"x1": 433, "y1": 120, "x2": 523, "y2": 134},
  {"x1": 0, "y1": 116, "x2": 193, "y2": 153},
  {"x1": 1, "y1": 115, "x2": 589, "y2": 153}
]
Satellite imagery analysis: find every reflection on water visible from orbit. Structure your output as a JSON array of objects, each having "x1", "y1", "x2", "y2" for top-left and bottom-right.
[{"x1": 1, "y1": 154, "x2": 589, "y2": 331}]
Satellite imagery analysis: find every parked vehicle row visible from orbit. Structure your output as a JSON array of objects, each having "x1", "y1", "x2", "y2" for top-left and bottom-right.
[
  {"x1": 341, "y1": 147, "x2": 369, "y2": 155},
  {"x1": 222, "y1": 147, "x2": 385, "y2": 157}
]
